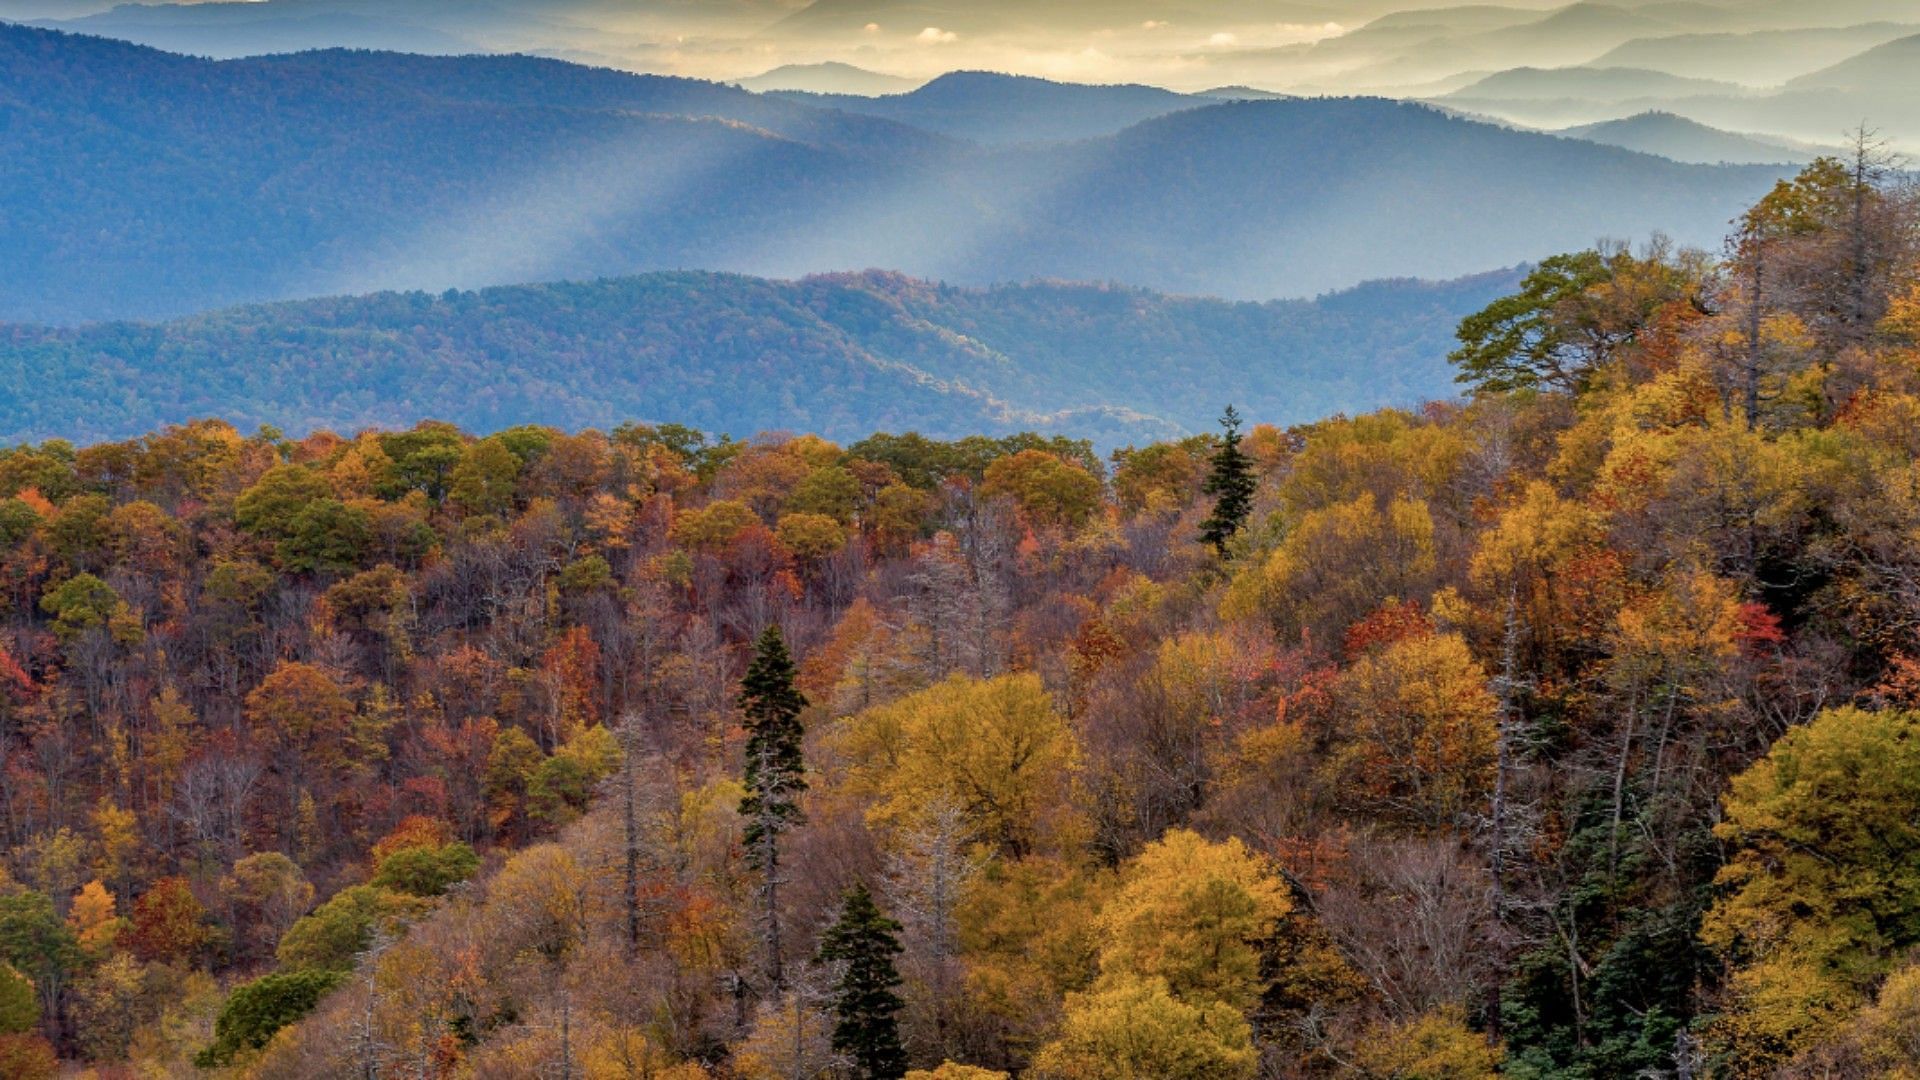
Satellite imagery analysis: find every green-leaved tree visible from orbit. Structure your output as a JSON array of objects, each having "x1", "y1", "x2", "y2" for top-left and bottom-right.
[
  {"x1": 740, "y1": 624, "x2": 809, "y2": 991},
  {"x1": 818, "y1": 883, "x2": 908, "y2": 1080},
  {"x1": 1198, "y1": 406, "x2": 1256, "y2": 557}
]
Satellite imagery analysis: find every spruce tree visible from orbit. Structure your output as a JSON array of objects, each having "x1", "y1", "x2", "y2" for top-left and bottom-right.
[
  {"x1": 1199, "y1": 405, "x2": 1257, "y2": 557},
  {"x1": 817, "y1": 883, "x2": 908, "y2": 1080},
  {"x1": 739, "y1": 624, "x2": 809, "y2": 990}
]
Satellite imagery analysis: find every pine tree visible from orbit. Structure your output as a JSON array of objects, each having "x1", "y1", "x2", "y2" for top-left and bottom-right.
[
  {"x1": 739, "y1": 624, "x2": 809, "y2": 991},
  {"x1": 817, "y1": 883, "x2": 908, "y2": 1080},
  {"x1": 1199, "y1": 405, "x2": 1257, "y2": 557}
]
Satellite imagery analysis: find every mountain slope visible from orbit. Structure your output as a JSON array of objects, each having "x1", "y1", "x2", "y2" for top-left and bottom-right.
[
  {"x1": 1559, "y1": 112, "x2": 1817, "y2": 165},
  {"x1": 1443, "y1": 65, "x2": 1745, "y2": 103},
  {"x1": 0, "y1": 25, "x2": 1784, "y2": 321},
  {"x1": 0, "y1": 269, "x2": 1515, "y2": 446},
  {"x1": 1787, "y1": 32, "x2": 1920, "y2": 93},
  {"x1": 963, "y1": 98, "x2": 1781, "y2": 299},
  {"x1": 0, "y1": 25, "x2": 963, "y2": 322}
]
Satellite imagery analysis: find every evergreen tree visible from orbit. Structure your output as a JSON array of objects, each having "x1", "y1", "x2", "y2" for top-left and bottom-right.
[
  {"x1": 1198, "y1": 405, "x2": 1257, "y2": 557},
  {"x1": 739, "y1": 624, "x2": 809, "y2": 990},
  {"x1": 817, "y1": 883, "x2": 908, "y2": 1080}
]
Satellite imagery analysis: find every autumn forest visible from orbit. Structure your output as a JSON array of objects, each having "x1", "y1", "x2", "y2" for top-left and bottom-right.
[{"x1": 3, "y1": 151, "x2": 1920, "y2": 1080}]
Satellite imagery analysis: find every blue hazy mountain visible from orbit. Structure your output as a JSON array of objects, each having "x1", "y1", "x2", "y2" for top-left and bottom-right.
[
  {"x1": 0, "y1": 24, "x2": 1784, "y2": 323},
  {"x1": 27, "y1": 2, "x2": 484, "y2": 57}
]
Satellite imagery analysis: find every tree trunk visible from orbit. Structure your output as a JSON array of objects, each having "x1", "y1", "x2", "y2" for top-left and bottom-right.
[{"x1": 1487, "y1": 585, "x2": 1522, "y2": 1039}]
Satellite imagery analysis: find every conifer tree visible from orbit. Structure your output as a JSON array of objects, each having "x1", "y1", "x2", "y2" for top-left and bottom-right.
[
  {"x1": 817, "y1": 883, "x2": 908, "y2": 1080},
  {"x1": 1199, "y1": 405, "x2": 1257, "y2": 557},
  {"x1": 739, "y1": 624, "x2": 809, "y2": 991}
]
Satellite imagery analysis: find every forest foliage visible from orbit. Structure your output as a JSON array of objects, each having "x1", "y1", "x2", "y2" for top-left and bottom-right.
[{"x1": 0, "y1": 151, "x2": 1917, "y2": 1079}]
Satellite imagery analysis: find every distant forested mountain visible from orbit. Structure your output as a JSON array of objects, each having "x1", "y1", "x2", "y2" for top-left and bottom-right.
[
  {"x1": 1558, "y1": 112, "x2": 1818, "y2": 166},
  {"x1": 0, "y1": 24, "x2": 1778, "y2": 323},
  {"x1": 0, "y1": 269, "x2": 1515, "y2": 446},
  {"x1": 738, "y1": 61, "x2": 920, "y2": 95},
  {"x1": 770, "y1": 70, "x2": 1205, "y2": 143}
]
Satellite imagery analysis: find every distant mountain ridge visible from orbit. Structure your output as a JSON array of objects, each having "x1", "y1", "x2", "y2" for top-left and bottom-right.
[
  {"x1": 26, "y1": 2, "x2": 483, "y2": 57},
  {"x1": 739, "y1": 61, "x2": 920, "y2": 95},
  {"x1": 1787, "y1": 32, "x2": 1920, "y2": 92},
  {"x1": 1444, "y1": 65, "x2": 1748, "y2": 103},
  {"x1": 1588, "y1": 23, "x2": 1920, "y2": 85},
  {"x1": 770, "y1": 70, "x2": 1205, "y2": 144},
  {"x1": 0, "y1": 269, "x2": 1519, "y2": 447},
  {"x1": 1559, "y1": 112, "x2": 1819, "y2": 166},
  {"x1": 1424, "y1": 33, "x2": 1920, "y2": 146}
]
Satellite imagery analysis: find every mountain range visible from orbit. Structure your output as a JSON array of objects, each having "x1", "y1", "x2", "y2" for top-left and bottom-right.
[
  {"x1": 0, "y1": 23, "x2": 1783, "y2": 324},
  {"x1": 1587, "y1": 23, "x2": 1920, "y2": 85},
  {"x1": 14, "y1": 0, "x2": 1920, "y2": 156},
  {"x1": 1431, "y1": 32, "x2": 1920, "y2": 140},
  {"x1": 0, "y1": 269, "x2": 1517, "y2": 446}
]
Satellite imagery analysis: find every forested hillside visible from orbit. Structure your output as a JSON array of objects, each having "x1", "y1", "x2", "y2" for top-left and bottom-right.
[
  {"x1": 0, "y1": 269, "x2": 1513, "y2": 447},
  {"x1": 0, "y1": 152, "x2": 1917, "y2": 1078},
  {"x1": 0, "y1": 23, "x2": 1783, "y2": 322}
]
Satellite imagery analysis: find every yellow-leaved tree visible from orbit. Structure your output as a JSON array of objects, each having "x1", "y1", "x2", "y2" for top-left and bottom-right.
[
  {"x1": 1223, "y1": 492, "x2": 1437, "y2": 646},
  {"x1": 1093, "y1": 830, "x2": 1291, "y2": 1012},
  {"x1": 1702, "y1": 706, "x2": 1920, "y2": 1076},
  {"x1": 1028, "y1": 976, "x2": 1256, "y2": 1080},
  {"x1": 905, "y1": 1064, "x2": 1010, "y2": 1080},
  {"x1": 1351, "y1": 1005, "x2": 1503, "y2": 1079},
  {"x1": 1328, "y1": 629, "x2": 1499, "y2": 829},
  {"x1": 839, "y1": 673, "x2": 1081, "y2": 857},
  {"x1": 1029, "y1": 829, "x2": 1297, "y2": 1080}
]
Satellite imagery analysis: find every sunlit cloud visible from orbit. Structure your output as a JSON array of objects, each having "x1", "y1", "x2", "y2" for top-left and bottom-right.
[
  {"x1": 1208, "y1": 32, "x2": 1238, "y2": 47},
  {"x1": 916, "y1": 27, "x2": 958, "y2": 45}
]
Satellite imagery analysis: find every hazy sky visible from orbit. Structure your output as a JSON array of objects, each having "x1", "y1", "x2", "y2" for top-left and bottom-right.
[
  {"x1": 514, "y1": 0, "x2": 1663, "y2": 88},
  {"x1": 507, "y1": 2, "x2": 1361, "y2": 86}
]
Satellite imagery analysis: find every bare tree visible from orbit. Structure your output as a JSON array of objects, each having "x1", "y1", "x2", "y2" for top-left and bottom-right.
[{"x1": 884, "y1": 801, "x2": 974, "y2": 1061}]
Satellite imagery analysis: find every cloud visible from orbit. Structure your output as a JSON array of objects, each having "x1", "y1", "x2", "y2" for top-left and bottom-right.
[
  {"x1": 864, "y1": 22, "x2": 880, "y2": 32},
  {"x1": 916, "y1": 27, "x2": 958, "y2": 44},
  {"x1": 1208, "y1": 32, "x2": 1238, "y2": 46},
  {"x1": 1141, "y1": 20, "x2": 1166, "y2": 30}
]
